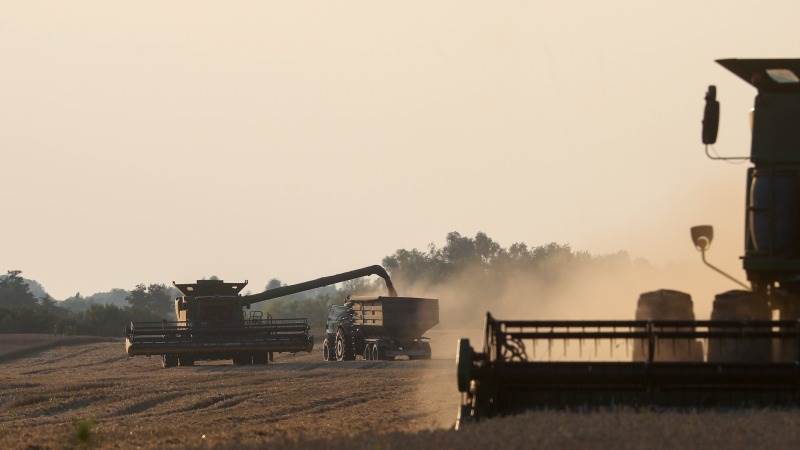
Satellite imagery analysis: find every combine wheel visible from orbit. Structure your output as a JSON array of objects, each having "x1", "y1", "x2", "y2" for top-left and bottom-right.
[
  {"x1": 633, "y1": 289, "x2": 702, "y2": 362},
  {"x1": 177, "y1": 355, "x2": 194, "y2": 367},
  {"x1": 335, "y1": 328, "x2": 355, "y2": 361},
  {"x1": 161, "y1": 353, "x2": 178, "y2": 368},
  {"x1": 708, "y1": 290, "x2": 772, "y2": 363},
  {"x1": 252, "y1": 353, "x2": 268, "y2": 365},
  {"x1": 232, "y1": 354, "x2": 251, "y2": 366}
]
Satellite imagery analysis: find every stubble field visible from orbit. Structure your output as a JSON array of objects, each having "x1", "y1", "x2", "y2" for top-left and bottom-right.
[{"x1": 2, "y1": 335, "x2": 800, "y2": 450}]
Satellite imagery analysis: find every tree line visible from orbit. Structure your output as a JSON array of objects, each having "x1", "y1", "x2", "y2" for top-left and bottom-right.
[
  {"x1": 0, "y1": 270, "x2": 174, "y2": 336},
  {"x1": 2, "y1": 231, "x2": 638, "y2": 335}
]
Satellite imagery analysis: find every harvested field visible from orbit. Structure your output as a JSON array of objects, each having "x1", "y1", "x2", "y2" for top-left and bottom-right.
[
  {"x1": 0, "y1": 334, "x2": 112, "y2": 363},
  {"x1": 2, "y1": 336, "x2": 800, "y2": 450},
  {"x1": 0, "y1": 336, "x2": 457, "y2": 450}
]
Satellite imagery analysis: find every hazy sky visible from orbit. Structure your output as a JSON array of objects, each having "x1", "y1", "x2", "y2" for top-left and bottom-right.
[{"x1": 2, "y1": 1, "x2": 799, "y2": 299}]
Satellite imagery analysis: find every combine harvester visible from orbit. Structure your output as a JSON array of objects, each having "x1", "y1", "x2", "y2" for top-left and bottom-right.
[
  {"x1": 125, "y1": 265, "x2": 403, "y2": 367},
  {"x1": 456, "y1": 59, "x2": 800, "y2": 426}
]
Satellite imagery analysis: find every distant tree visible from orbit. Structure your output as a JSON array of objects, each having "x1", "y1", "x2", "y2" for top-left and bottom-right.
[
  {"x1": 126, "y1": 283, "x2": 173, "y2": 318},
  {"x1": 265, "y1": 278, "x2": 283, "y2": 290},
  {"x1": 0, "y1": 270, "x2": 38, "y2": 309},
  {"x1": 39, "y1": 294, "x2": 57, "y2": 309}
]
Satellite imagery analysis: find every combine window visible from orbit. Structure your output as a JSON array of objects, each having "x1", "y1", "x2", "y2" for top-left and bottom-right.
[{"x1": 767, "y1": 68, "x2": 799, "y2": 84}]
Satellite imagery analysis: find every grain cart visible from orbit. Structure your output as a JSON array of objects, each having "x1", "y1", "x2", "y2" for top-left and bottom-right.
[
  {"x1": 455, "y1": 59, "x2": 800, "y2": 427},
  {"x1": 125, "y1": 265, "x2": 397, "y2": 367},
  {"x1": 323, "y1": 295, "x2": 439, "y2": 361}
]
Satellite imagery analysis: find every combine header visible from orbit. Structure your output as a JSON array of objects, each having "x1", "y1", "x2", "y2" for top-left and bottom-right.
[
  {"x1": 125, "y1": 265, "x2": 398, "y2": 367},
  {"x1": 456, "y1": 59, "x2": 800, "y2": 426}
]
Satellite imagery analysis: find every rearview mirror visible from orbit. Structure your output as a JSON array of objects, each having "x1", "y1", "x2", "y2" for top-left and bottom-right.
[
  {"x1": 702, "y1": 85, "x2": 719, "y2": 145},
  {"x1": 691, "y1": 225, "x2": 714, "y2": 251}
]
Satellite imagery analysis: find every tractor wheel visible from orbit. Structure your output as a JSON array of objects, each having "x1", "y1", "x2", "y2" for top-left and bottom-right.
[
  {"x1": 161, "y1": 353, "x2": 178, "y2": 368},
  {"x1": 323, "y1": 337, "x2": 333, "y2": 361},
  {"x1": 335, "y1": 328, "x2": 355, "y2": 361},
  {"x1": 177, "y1": 355, "x2": 194, "y2": 367}
]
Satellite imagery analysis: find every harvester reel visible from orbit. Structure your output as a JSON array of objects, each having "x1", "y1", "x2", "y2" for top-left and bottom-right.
[{"x1": 502, "y1": 337, "x2": 528, "y2": 362}]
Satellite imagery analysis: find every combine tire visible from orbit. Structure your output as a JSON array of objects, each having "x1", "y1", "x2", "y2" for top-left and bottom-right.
[
  {"x1": 633, "y1": 289, "x2": 702, "y2": 362},
  {"x1": 161, "y1": 353, "x2": 178, "y2": 368},
  {"x1": 252, "y1": 353, "x2": 268, "y2": 365},
  {"x1": 177, "y1": 355, "x2": 194, "y2": 367},
  {"x1": 232, "y1": 354, "x2": 251, "y2": 366},
  {"x1": 708, "y1": 290, "x2": 772, "y2": 363},
  {"x1": 335, "y1": 328, "x2": 355, "y2": 361}
]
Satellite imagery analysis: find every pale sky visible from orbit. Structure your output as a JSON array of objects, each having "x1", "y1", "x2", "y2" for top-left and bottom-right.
[{"x1": 2, "y1": 1, "x2": 798, "y2": 299}]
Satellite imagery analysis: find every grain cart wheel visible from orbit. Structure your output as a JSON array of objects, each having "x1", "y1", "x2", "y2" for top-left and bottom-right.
[
  {"x1": 177, "y1": 355, "x2": 194, "y2": 367},
  {"x1": 364, "y1": 344, "x2": 372, "y2": 360},
  {"x1": 371, "y1": 344, "x2": 379, "y2": 361},
  {"x1": 161, "y1": 353, "x2": 178, "y2": 368},
  {"x1": 335, "y1": 328, "x2": 355, "y2": 361},
  {"x1": 375, "y1": 345, "x2": 389, "y2": 361},
  {"x1": 323, "y1": 337, "x2": 333, "y2": 361},
  {"x1": 411, "y1": 342, "x2": 432, "y2": 360},
  {"x1": 708, "y1": 290, "x2": 772, "y2": 363}
]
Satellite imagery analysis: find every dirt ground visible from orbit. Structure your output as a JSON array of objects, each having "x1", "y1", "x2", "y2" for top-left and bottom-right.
[
  {"x1": 0, "y1": 336, "x2": 458, "y2": 450},
  {"x1": 3, "y1": 335, "x2": 800, "y2": 450}
]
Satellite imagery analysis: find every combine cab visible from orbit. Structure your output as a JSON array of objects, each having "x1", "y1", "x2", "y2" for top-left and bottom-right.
[
  {"x1": 125, "y1": 265, "x2": 399, "y2": 367},
  {"x1": 456, "y1": 59, "x2": 800, "y2": 426}
]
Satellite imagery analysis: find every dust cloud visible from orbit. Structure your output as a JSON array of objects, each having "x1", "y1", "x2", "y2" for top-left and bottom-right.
[{"x1": 402, "y1": 257, "x2": 742, "y2": 359}]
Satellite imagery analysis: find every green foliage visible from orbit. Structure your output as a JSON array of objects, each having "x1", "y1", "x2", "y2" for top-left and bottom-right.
[
  {"x1": 0, "y1": 271, "x2": 170, "y2": 336},
  {"x1": 126, "y1": 283, "x2": 173, "y2": 319},
  {"x1": 0, "y1": 270, "x2": 39, "y2": 309},
  {"x1": 61, "y1": 288, "x2": 130, "y2": 313},
  {"x1": 73, "y1": 418, "x2": 96, "y2": 443}
]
